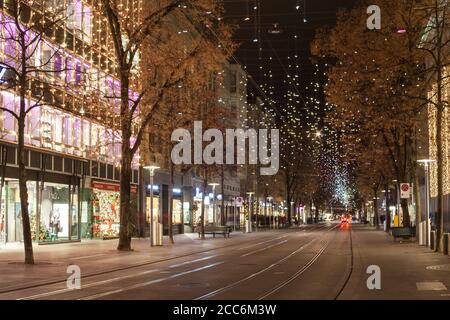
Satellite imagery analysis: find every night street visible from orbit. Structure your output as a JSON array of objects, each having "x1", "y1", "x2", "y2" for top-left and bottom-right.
[
  {"x1": 0, "y1": 223, "x2": 449, "y2": 300},
  {"x1": 2, "y1": 0, "x2": 450, "y2": 310}
]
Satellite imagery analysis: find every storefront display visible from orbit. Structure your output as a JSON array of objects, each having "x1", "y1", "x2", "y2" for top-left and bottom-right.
[
  {"x1": 183, "y1": 201, "x2": 190, "y2": 227},
  {"x1": 0, "y1": 179, "x2": 80, "y2": 244},
  {"x1": 92, "y1": 190, "x2": 120, "y2": 238},
  {"x1": 91, "y1": 182, "x2": 120, "y2": 239},
  {"x1": 0, "y1": 185, "x2": 5, "y2": 243},
  {"x1": 172, "y1": 199, "x2": 182, "y2": 225}
]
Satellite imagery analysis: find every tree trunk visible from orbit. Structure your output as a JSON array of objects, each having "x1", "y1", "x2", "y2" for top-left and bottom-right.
[
  {"x1": 385, "y1": 183, "x2": 391, "y2": 232},
  {"x1": 17, "y1": 116, "x2": 34, "y2": 264},
  {"x1": 374, "y1": 189, "x2": 379, "y2": 230},
  {"x1": 18, "y1": 44, "x2": 34, "y2": 264},
  {"x1": 220, "y1": 164, "x2": 225, "y2": 226},
  {"x1": 118, "y1": 150, "x2": 132, "y2": 251},
  {"x1": 414, "y1": 172, "x2": 421, "y2": 239},
  {"x1": 400, "y1": 198, "x2": 410, "y2": 227},
  {"x1": 200, "y1": 167, "x2": 208, "y2": 240},
  {"x1": 435, "y1": 103, "x2": 444, "y2": 252},
  {"x1": 117, "y1": 72, "x2": 133, "y2": 251}
]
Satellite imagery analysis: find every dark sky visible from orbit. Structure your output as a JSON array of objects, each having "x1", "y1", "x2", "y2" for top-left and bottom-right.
[{"x1": 223, "y1": 0, "x2": 359, "y2": 105}]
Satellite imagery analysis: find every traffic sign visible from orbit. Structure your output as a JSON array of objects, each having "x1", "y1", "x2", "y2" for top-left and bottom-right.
[{"x1": 400, "y1": 183, "x2": 410, "y2": 199}]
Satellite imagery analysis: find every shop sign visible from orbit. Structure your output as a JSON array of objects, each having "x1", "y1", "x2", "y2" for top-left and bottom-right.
[{"x1": 92, "y1": 181, "x2": 137, "y2": 193}]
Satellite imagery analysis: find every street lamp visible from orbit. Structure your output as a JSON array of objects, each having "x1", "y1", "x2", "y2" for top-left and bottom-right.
[
  {"x1": 209, "y1": 183, "x2": 219, "y2": 226},
  {"x1": 417, "y1": 159, "x2": 435, "y2": 247},
  {"x1": 144, "y1": 165, "x2": 160, "y2": 246},
  {"x1": 247, "y1": 192, "x2": 255, "y2": 233}
]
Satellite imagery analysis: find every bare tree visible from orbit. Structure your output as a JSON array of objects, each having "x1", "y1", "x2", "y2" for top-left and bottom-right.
[
  {"x1": 100, "y1": 0, "x2": 233, "y2": 250},
  {"x1": 0, "y1": 0, "x2": 71, "y2": 264}
]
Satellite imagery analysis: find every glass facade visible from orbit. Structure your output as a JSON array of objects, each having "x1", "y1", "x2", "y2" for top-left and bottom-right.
[
  {"x1": 172, "y1": 198, "x2": 182, "y2": 225},
  {"x1": 0, "y1": 179, "x2": 79, "y2": 243}
]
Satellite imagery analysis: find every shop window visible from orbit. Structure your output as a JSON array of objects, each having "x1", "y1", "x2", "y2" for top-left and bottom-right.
[
  {"x1": 37, "y1": 182, "x2": 78, "y2": 242},
  {"x1": 172, "y1": 199, "x2": 183, "y2": 225},
  {"x1": 92, "y1": 188, "x2": 120, "y2": 239}
]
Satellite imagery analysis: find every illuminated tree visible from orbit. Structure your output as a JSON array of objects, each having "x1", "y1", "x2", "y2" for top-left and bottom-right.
[
  {"x1": 101, "y1": 0, "x2": 230, "y2": 250},
  {"x1": 312, "y1": 0, "x2": 427, "y2": 228},
  {"x1": 0, "y1": 0, "x2": 71, "y2": 264}
]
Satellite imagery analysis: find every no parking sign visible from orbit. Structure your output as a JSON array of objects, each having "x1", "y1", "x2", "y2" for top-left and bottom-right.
[{"x1": 400, "y1": 183, "x2": 411, "y2": 199}]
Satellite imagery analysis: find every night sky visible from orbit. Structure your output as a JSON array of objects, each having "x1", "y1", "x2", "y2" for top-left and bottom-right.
[{"x1": 223, "y1": 0, "x2": 359, "y2": 106}]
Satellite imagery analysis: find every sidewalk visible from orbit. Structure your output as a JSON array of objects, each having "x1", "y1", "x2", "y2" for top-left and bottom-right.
[
  {"x1": 341, "y1": 225, "x2": 450, "y2": 300},
  {"x1": 0, "y1": 230, "x2": 277, "y2": 293}
]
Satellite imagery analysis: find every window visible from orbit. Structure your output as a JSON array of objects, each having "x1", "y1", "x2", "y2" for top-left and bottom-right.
[
  {"x1": 41, "y1": 43, "x2": 53, "y2": 71},
  {"x1": 55, "y1": 112, "x2": 63, "y2": 144},
  {"x1": 67, "y1": 0, "x2": 82, "y2": 31},
  {"x1": 67, "y1": 1, "x2": 93, "y2": 42},
  {"x1": 64, "y1": 116, "x2": 72, "y2": 146},
  {"x1": 75, "y1": 60, "x2": 82, "y2": 85},
  {"x1": 66, "y1": 57, "x2": 73, "y2": 84},
  {"x1": 54, "y1": 53, "x2": 63, "y2": 79}
]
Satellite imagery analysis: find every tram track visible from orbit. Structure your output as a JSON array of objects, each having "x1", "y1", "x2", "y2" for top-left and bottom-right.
[
  {"x1": 195, "y1": 224, "x2": 338, "y2": 300},
  {"x1": 1, "y1": 224, "x2": 329, "y2": 300},
  {"x1": 0, "y1": 227, "x2": 303, "y2": 296}
]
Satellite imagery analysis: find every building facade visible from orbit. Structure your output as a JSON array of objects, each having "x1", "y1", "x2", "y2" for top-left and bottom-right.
[{"x1": 0, "y1": 0, "x2": 142, "y2": 245}]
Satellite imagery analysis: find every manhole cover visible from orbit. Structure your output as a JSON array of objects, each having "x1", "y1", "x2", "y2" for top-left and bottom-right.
[{"x1": 426, "y1": 264, "x2": 450, "y2": 272}]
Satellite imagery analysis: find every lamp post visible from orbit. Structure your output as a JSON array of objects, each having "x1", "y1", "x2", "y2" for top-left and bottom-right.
[
  {"x1": 144, "y1": 165, "x2": 160, "y2": 246},
  {"x1": 418, "y1": 159, "x2": 435, "y2": 247},
  {"x1": 209, "y1": 183, "x2": 219, "y2": 226},
  {"x1": 247, "y1": 192, "x2": 255, "y2": 233}
]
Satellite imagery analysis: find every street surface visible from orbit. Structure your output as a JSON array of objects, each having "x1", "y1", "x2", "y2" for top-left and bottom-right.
[{"x1": 0, "y1": 223, "x2": 450, "y2": 300}]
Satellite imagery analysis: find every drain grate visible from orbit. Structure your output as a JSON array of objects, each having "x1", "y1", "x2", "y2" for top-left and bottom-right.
[{"x1": 426, "y1": 264, "x2": 450, "y2": 272}]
